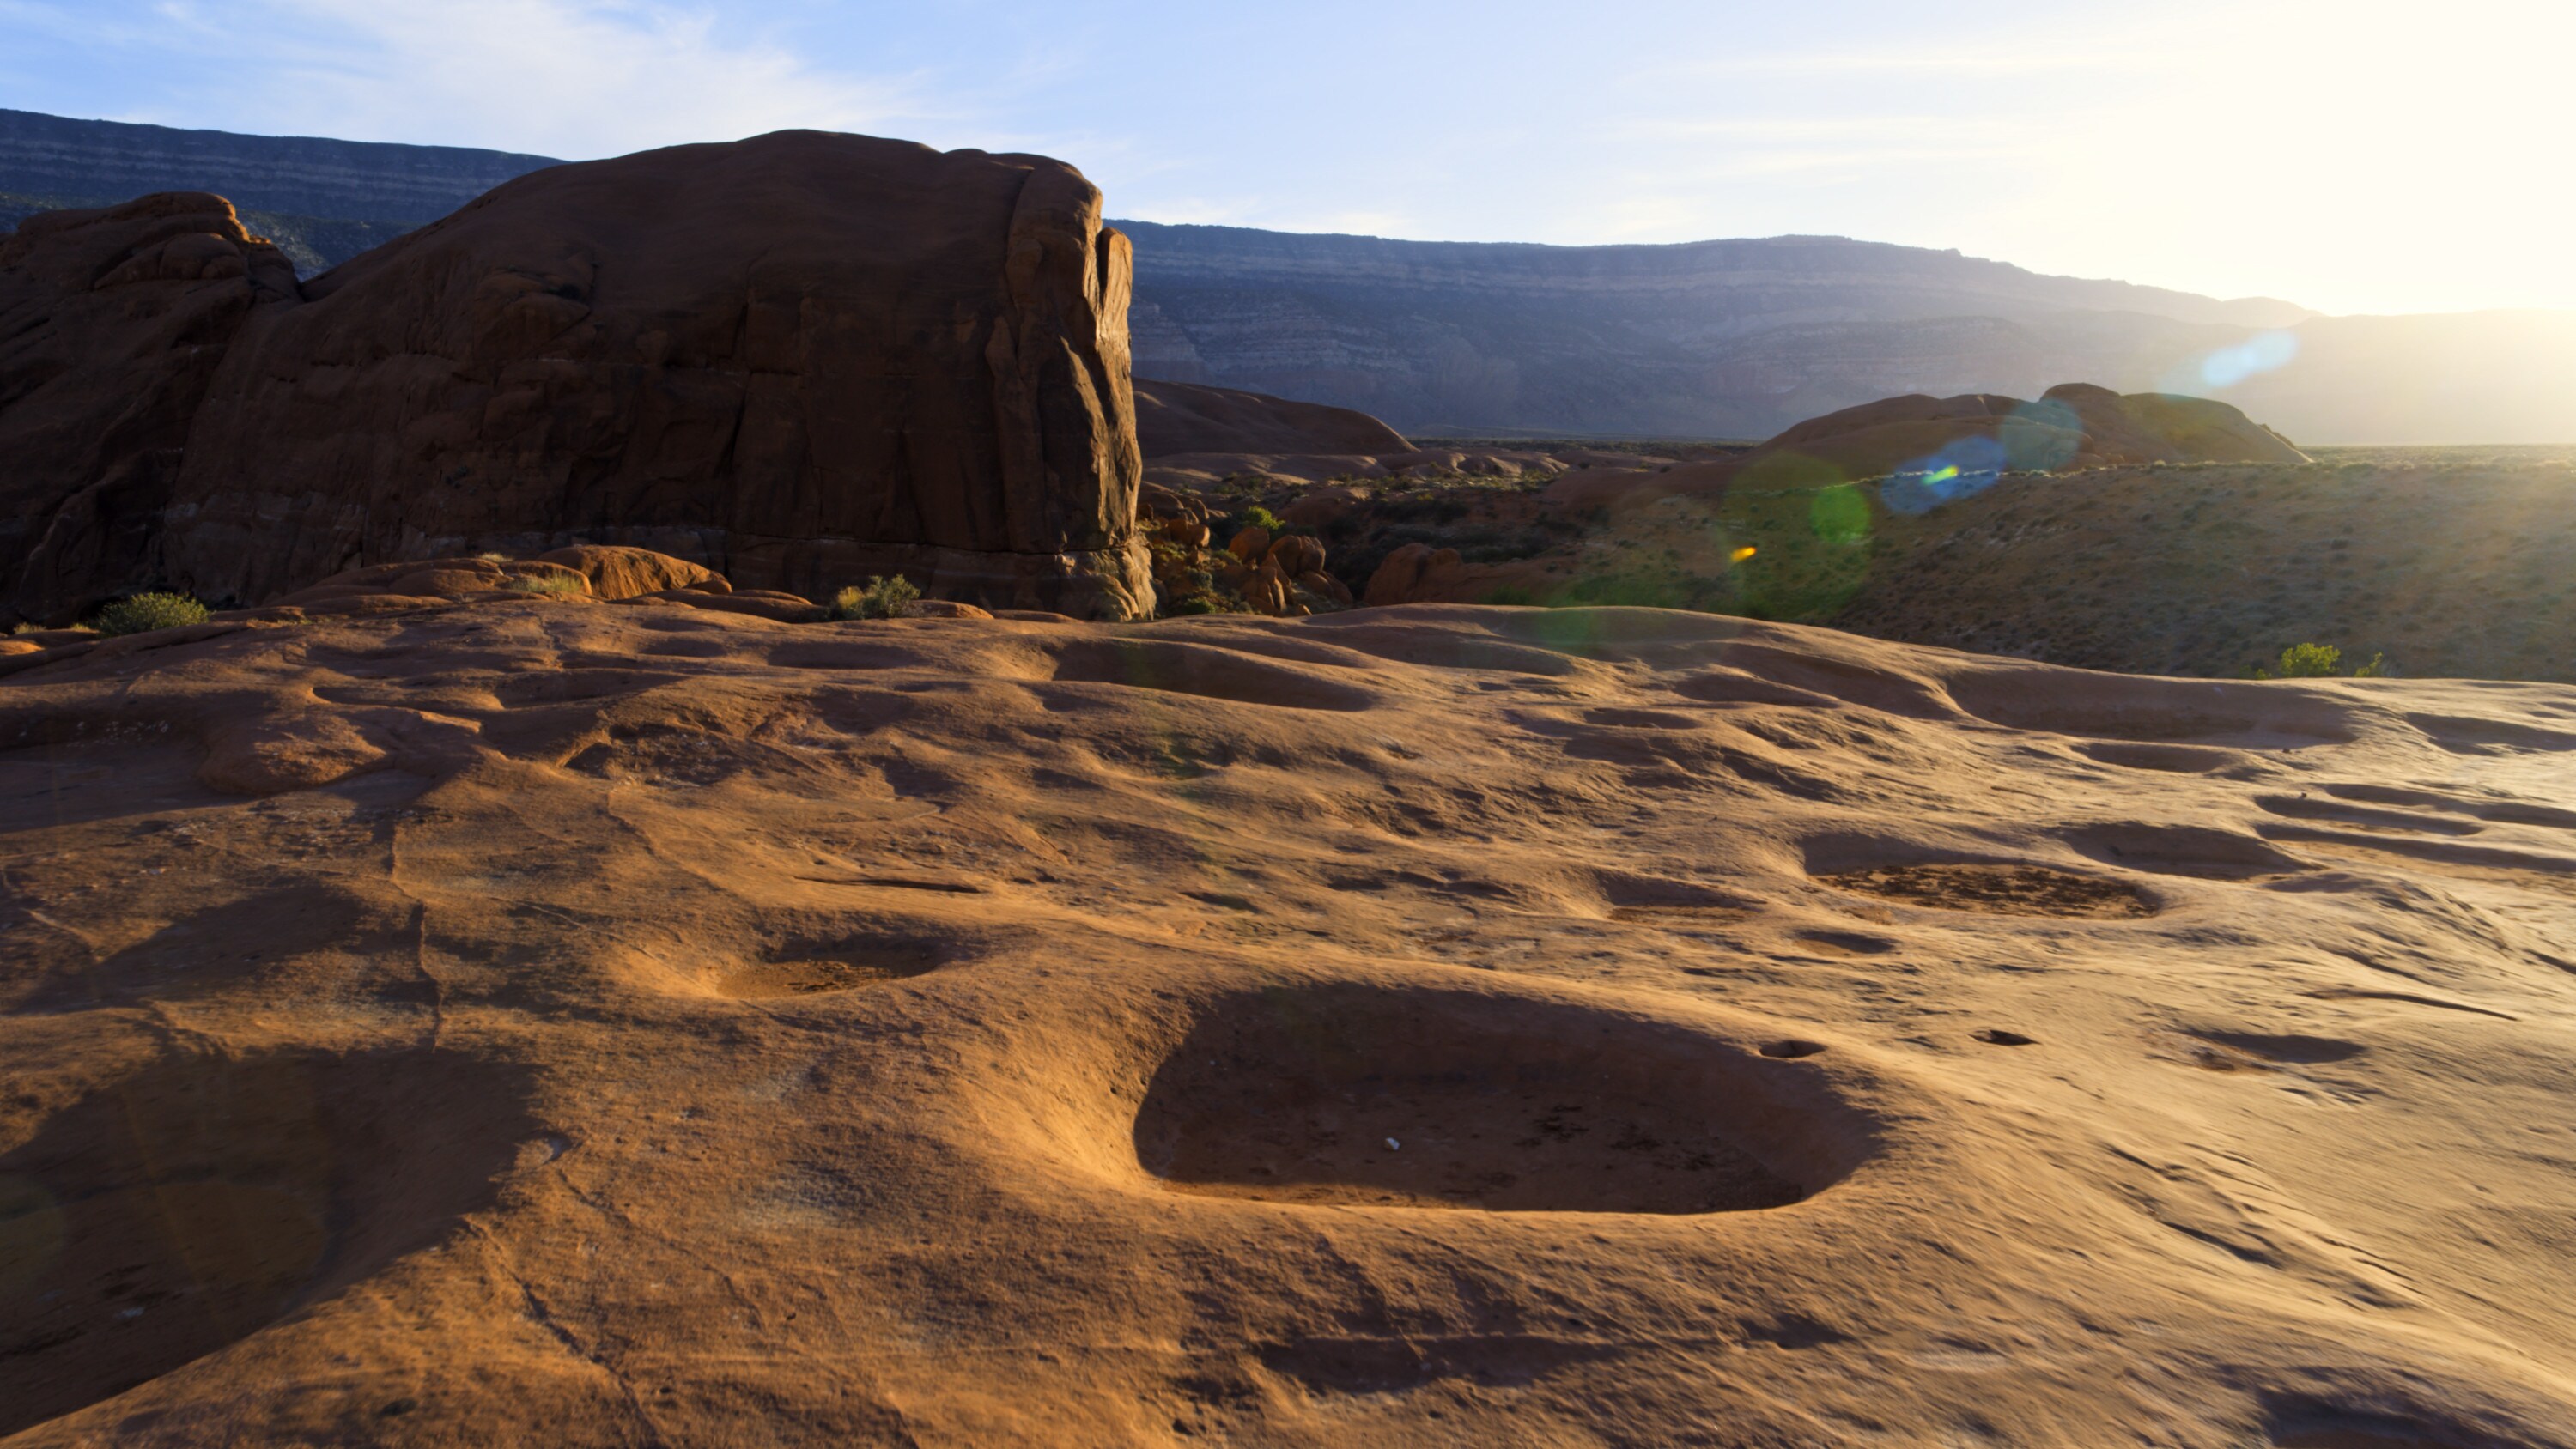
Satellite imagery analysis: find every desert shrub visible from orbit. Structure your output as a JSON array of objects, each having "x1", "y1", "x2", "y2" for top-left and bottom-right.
[
  {"x1": 1223, "y1": 505, "x2": 1285, "y2": 537},
  {"x1": 93, "y1": 592, "x2": 210, "y2": 636},
  {"x1": 831, "y1": 574, "x2": 920, "y2": 620},
  {"x1": 1482, "y1": 585, "x2": 1537, "y2": 606},
  {"x1": 2257, "y1": 643, "x2": 2390, "y2": 678},
  {"x1": 501, "y1": 572, "x2": 586, "y2": 597},
  {"x1": 2271, "y1": 643, "x2": 2344, "y2": 677}
]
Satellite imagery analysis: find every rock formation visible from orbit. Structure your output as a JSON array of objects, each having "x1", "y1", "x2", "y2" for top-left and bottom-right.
[
  {"x1": 0, "y1": 193, "x2": 300, "y2": 625},
  {"x1": 1752, "y1": 382, "x2": 2307, "y2": 482},
  {"x1": 1133, "y1": 377, "x2": 1411, "y2": 456},
  {"x1": 0, "y1": 131, "x2": 1157, "y2": 624}
]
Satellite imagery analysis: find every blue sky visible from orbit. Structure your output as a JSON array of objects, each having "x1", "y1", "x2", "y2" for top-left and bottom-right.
[{"x1": 2, "y1": 0, "x2": 2568, "y2": 316}]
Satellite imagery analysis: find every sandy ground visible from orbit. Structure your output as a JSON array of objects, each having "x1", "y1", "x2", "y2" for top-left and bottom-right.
[{"x1": 3, "y1": 598, "x2": 2574, "y2": 1446}]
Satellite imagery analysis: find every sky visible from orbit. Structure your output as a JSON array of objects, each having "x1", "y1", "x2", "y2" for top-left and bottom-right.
[{"x1": 1, "y1": 0, "x2": 2569, "y2": 317}]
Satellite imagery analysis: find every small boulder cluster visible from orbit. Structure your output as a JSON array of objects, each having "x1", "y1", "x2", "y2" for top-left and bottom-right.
[
  {"x1": 0, "y1": 547, "x2": 1005, "y2": 676},
  {"x1": 1139, "y1": 485, "x2": 1353, "y2": 618},
  {"x1": 258, "y1": 547, "x2": 837, "y2": 620}
]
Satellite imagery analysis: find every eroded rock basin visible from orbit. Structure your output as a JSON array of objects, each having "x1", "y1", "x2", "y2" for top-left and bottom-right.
[
  {"x1": 0, "y1": 1049, "x2": 537, "y2": 1436},
  {"x1": 1132, "y1": 984, "x2": 1852, "y2": 1214}
]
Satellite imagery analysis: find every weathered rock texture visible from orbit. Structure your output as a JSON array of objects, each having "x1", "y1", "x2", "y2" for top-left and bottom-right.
[
  {"x1": 0, "y1": 132, "x2": 1156, "y2": 623},
  {"x1": 7, "y1": 603, "x2": 2576, "y2": 1443},
  {"x1": 1133, "y1": 377, "x2": 1410, "y2": 457},
  {"x1": 0, "y1": 193, "x2": 299, "y2": 624}
]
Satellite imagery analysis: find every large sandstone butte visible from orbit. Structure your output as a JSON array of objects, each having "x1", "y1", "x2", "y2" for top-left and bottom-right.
[
  {"x1": 0, "y1": 131, "x2": 1155, "y2": 623},
  {"x1": 0, "y1": 193, "x2": 299, "y2": 625}
]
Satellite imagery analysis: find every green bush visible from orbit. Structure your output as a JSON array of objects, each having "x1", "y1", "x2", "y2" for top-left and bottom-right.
[
  {"x1": 1227, "y1": 505, "x2": 1285, "y2": 537},
  {"x1": 93, "y1": 592, "x2": 210, "y2": 636},
  {"x1": 2270, "y1": 642, "x2": 2344, "y2": 677},
  {"x1": 831, "y1": 574, "x2": 920, "y2": 620},
  {"x1": 2257, "y1": 643, "x2": 2391, "y2": 679},
  {"x1": 501, "y1": 572, "x2": 587, "y2": 597}
]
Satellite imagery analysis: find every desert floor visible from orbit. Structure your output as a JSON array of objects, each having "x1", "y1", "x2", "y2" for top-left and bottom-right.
[{"x1": 3, "y1": 600, "x2": 2574, "y2": 1446}]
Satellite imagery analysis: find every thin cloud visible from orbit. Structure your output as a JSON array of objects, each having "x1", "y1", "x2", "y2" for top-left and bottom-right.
[
  {"x1": 19, "y1": 0, "x2": 963, "y2": 157},
  {"x1": 256, "y1": 0, "x2": 944, "y2": 156}
]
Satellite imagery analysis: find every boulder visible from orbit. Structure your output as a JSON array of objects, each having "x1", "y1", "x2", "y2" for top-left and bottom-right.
[
  {"x1": 537, "y1": 544, "x2": 722, "y2": 600},
  {"x1": 1297, "y1": 570, "x2": 1353, "y2": 607},
  {"x1": 1363, "y1": 543, "x2": 1469, "y2": 607},
  {"x1": 1242, "y1": 556, "x2": 1297, "y2": 615},
  {"x1": 154, "y1": 130, "x2": 1151, "y2": 618},
  {"x1": 1267, "y1": 534, "x2": 1326, "y2": 578},
  {"x1": 1132, "y1": 377, "x2": 1412, "y2": 457},
  {"x1": 0, "y1": 193, "x2": 300, "y2": 625}
]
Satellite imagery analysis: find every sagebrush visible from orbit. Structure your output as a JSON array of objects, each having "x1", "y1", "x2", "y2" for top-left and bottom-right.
[
  {"x1": 832, "y1": 575, "x2": 920, "y2": 620},
  {"x1": 93, "y1": 592, "x2": 210, "y2": 635},
  {"x1": 2257, "y1": 643, "x2": 2389, "y2": 678}
]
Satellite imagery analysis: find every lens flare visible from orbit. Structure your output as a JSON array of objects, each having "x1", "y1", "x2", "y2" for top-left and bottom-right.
[
  {"x1": 2196, "y1": 330, "x2": 2300, "y2": 389},
  {"x1": 1881, "y1": 433, "x2": 2008, "y2": 516},
  {"x1": 1807, "y1": 484, "x2": 1869, "y2": 546}
]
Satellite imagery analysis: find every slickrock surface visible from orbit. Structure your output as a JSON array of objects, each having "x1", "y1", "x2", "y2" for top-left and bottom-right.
[{"x1": 3, "y1": 599, "x2": 2573, "y2": 1445}]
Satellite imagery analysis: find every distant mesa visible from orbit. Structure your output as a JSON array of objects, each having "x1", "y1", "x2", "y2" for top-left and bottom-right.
[
  {"x1": 0, "y1": 131, "x2": 1154, "y2": 626},
  {"x1": 0, "y1": 106, "x2": 557, "y2": 280},
  {"x1": 0, "y1": 106, "x2": 554, "y2": 224}
]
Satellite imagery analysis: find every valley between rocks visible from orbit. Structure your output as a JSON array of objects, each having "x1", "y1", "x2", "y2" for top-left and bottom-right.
[{"x1": 3, "y1": 599, "x2": 2574, "y2": 1446}]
